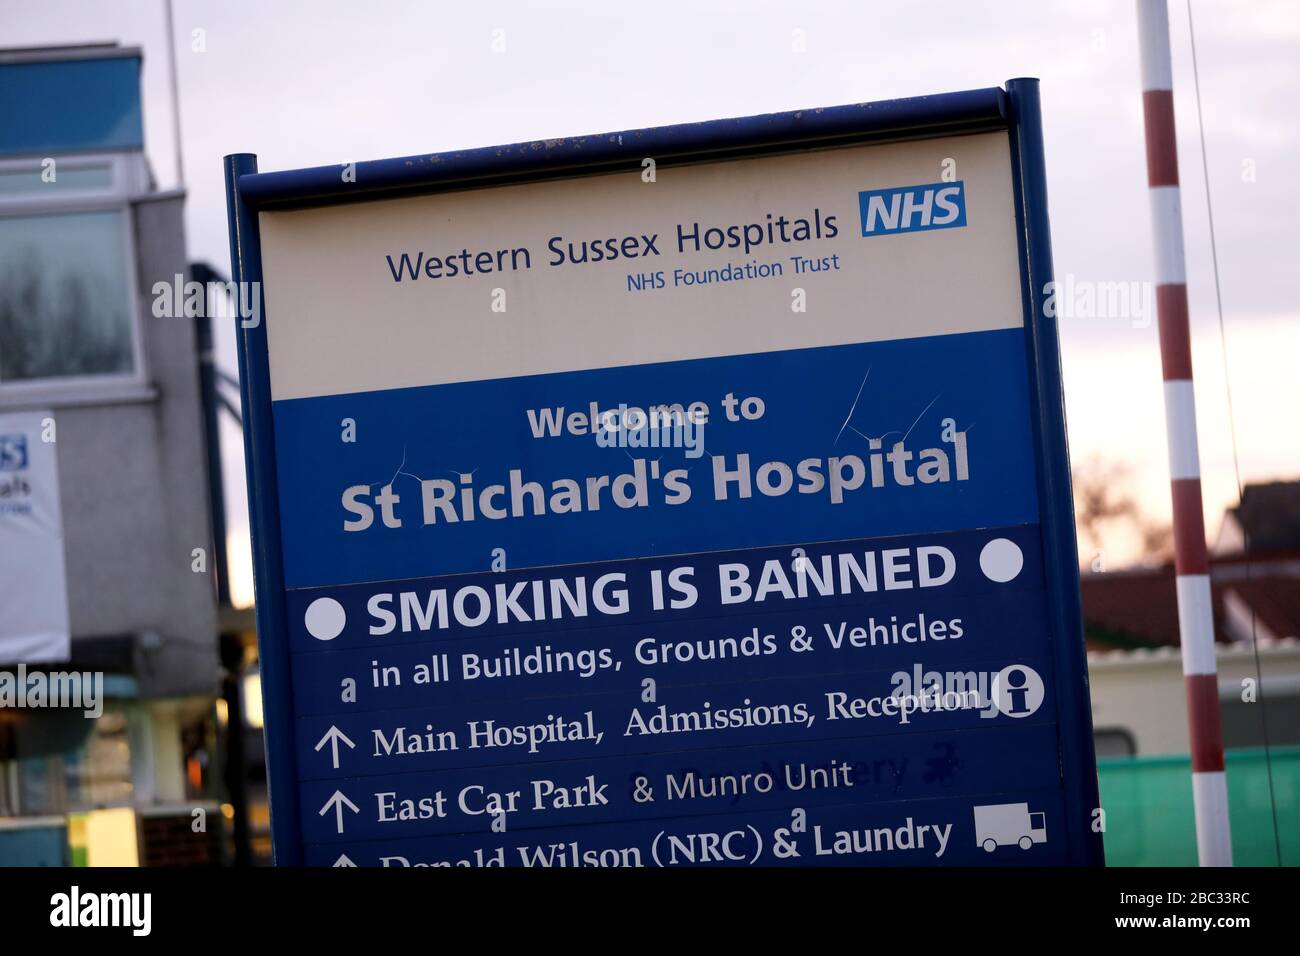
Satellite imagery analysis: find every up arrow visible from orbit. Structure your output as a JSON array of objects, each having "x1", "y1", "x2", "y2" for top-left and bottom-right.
[
  {"x1": 333, "y1": 854, "x2": 357, "y2": 868},
  {"x1": 314, "y1": 725, "x2": 356, "y2": 770},
  {"x1": 320, "y1": 790, "x2": 360, "y2": 834}
]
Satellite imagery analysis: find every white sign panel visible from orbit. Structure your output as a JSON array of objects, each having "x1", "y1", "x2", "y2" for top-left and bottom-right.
[{"x1": 0, "y1": 410, "x2": 70, "y2": 663}]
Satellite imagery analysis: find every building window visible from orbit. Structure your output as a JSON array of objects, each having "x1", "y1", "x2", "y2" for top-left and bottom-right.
[
  {"x1": 1093, "y1": 728, "x2": 1137, "y2": 758},
  {"x1": 0, "y1": 155, "x2": 141, "y2": 389},
  {"x1": 1220, "y1": 691, "x2": 1300, "y2": 750}
]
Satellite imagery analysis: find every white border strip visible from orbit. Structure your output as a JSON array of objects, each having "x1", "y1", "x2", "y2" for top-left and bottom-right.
[
  {"x1": 1176, "y1": 573, "x2": 1216, "y2": 675},
  {"x1": 1191, "y1": 771, "x2": 1234, "y2": 866},
  {"x1": 1148, "y1": 186, "x2": 1186, "y2": 284},
  {"x1": 1137, "y1": 0, "x2": 1174, "y2": 92},
  {"x1": 1163, "y1": 380, "x2": 1201, "y2": 479}
]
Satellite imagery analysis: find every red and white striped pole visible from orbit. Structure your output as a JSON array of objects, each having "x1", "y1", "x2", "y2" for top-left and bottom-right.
[{"x1": 1136, "y1": 0, "x2": 1231, "y2": 866}]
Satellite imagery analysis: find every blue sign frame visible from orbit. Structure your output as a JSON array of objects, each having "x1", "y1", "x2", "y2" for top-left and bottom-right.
[{"x1": 225, "y1": 78, "x2": 1104, "y2": 866}]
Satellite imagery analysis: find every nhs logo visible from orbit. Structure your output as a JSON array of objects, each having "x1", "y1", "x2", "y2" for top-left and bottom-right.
[{"x1": 858, "y1": 181, "x2": 967, "y2": 237}]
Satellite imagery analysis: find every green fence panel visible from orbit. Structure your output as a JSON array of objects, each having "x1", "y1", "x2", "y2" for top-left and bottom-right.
[{"x1": 1097, "y1": 747, "x2": 1300, "y2": 866}]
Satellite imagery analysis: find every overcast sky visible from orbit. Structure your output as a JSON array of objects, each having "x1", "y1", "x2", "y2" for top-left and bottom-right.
[{"x1": 9, "y1": 0, "x2": 1298, "y2": 600}]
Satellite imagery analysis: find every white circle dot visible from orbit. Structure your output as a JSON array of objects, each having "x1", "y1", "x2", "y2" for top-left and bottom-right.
[
  {"x1": 979, "y1": 538, "x2": 1024, "y2": 583},
  {"x1": 304, "y1": 597, "x2": 346, "y2": 641}
]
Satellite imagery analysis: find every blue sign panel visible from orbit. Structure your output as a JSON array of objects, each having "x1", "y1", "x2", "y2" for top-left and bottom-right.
[{"x1": 226, "y1": 80, "x2": 1103, "y2": 866}]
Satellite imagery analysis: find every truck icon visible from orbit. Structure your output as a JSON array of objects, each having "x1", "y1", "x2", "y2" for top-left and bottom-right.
[{"x1": 973, "y1": 803, "x2": 1047, "y2": 852}]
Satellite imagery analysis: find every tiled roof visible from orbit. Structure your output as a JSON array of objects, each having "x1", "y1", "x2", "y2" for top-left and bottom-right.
[{"x1": 1081, "y1": 556, "x2": 1300, "y2": 652}]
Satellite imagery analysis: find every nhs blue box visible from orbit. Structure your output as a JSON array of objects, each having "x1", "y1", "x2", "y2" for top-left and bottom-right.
[{"x1": 858, "y1": 181, "x2": 967, "y2": 237}]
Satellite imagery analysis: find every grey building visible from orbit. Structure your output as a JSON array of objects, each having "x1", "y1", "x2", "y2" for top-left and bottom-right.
[{"x1": 0, "y1": 44, "x2": 221, "y2": 865}]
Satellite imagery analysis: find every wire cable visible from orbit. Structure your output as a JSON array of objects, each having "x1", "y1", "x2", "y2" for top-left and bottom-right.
[{"x1": 1185, "y1": 0, "x2": 1282, "y2": 866}]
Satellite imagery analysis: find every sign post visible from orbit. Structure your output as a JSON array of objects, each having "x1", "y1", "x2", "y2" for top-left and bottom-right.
[{"x1": 226, "y1": 79, "x2": 1104, "y2": 866}]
